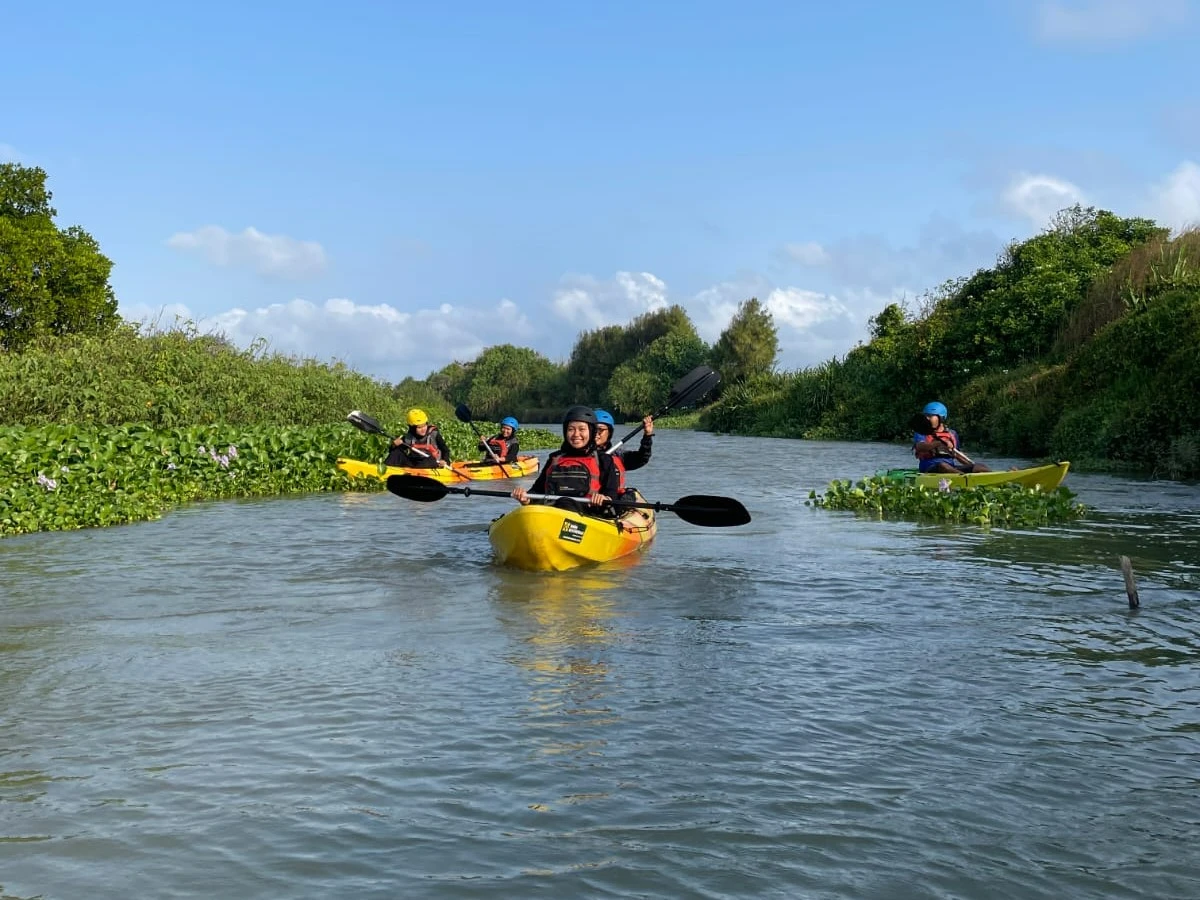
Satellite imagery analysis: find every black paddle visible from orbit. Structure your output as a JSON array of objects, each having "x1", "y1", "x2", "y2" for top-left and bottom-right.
[
  {"x1": 454, "y1": 403, "x2": 512, "y2": 477},
  {"x1": 346, "y1": 409, "x2": 437, "y2": 463},
  {"x1": 607, "y1": 365, "x2": 721, "y2": 454},
  {"x1": 908, "y1": 413, "x2": 975, "y2": 465},
  {"x1": 386, "y1": 474, "x2": 751, "y2": 528}
]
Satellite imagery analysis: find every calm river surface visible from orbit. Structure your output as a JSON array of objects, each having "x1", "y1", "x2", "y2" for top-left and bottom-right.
[{"x1": 2, "y1": 431, "x2": 1198, "y2": 899}]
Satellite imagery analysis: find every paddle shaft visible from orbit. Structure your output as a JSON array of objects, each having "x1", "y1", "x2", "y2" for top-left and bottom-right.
[
  {"x1": 607, "y1": 366, "x2": 720, "y2": 454},
  {"x1": 346, "y1": 411, "x2": 436, "y2": 460},
  {"x1": 910, "y1": 415, "x2": 975, "y2": 465}
]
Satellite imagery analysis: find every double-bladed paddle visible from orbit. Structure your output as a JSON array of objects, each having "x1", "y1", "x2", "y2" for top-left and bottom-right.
[
  {"x1": 454, "y1": 403, "x2": 512, "y2": 478},
  {"x1": 606, "y1": 365, "x2": 721, "y2": 454},
  {"x1": 346, "y1": 409, "x2": 436, "y2": 462},
  {"x1": 386, "y1": 474, "x2": 751, "y2": 528},
  {"x1": 908, "y1": 413, "x2": 975, "y2": 465}
]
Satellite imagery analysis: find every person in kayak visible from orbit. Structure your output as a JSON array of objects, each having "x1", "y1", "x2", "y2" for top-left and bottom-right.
[
  {"x1": 386, "y1": 408, "x2": 452, "y2": 469},
  {"x1": 594, "y1": 409, "x2": 653, "y2": 494},
  {"x1": 511, "y1": 405, "x2": 620, "y2": 511},
  {"x1": 913, "y1": 401, "x2": 991, "y2": 473},
  {"x1": 475, "y1": 416, "x2": 520, "y2": 464}
]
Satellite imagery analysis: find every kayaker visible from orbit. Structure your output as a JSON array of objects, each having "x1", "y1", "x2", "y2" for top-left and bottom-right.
[
  {"x1": 912, "y1": 401, "x2": 991, "y2": 473},
  {"x1": 477, "y1": 416, "x2": 520, "y2": 464},
  {"x1": 594, "y1": 409, "x2": 653, "y2": 493},
  {"x1": 511, "y1": 405, "x2": 620, "y2": 511},
  {"x1": 386, "y1": 409, "x2": 452, "y2": 469}
]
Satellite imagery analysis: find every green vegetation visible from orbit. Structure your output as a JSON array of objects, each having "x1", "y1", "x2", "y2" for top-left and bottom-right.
[
  {"x1": 1, "y1": 164, "x2": 118, "y2": 351},
  {"x1": 807, "y1": 476, "x2": 1087, "y2": 527},
  {"x1": 698, "y1": 207, "x2": 1200, "y2": 479}
]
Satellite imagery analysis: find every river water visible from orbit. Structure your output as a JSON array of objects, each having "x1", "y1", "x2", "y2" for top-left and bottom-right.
[{"x1": 2, "y1": 431, "x2": 1198, "y2": 899}]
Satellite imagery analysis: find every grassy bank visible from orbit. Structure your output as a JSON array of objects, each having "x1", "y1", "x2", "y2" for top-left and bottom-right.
[{"x1": 0, "y1": 324, "x2": 560, "y2": 537}]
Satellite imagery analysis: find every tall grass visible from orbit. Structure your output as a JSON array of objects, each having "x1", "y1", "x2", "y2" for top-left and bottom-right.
[
  {"x1": 1060, "y1": 227, "x2": 1200, "y2": 351},
  {"x1": 0, "y1": 320, "x2": 440, "y2": 428}
]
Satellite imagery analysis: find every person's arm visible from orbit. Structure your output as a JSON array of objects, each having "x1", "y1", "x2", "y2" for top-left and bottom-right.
[
  {"x1": 620, "y1": 436, "x2": 652, "y2": 471},
  {"x1": 505, "y1": 439, "x2": 519, "y2": 462},
  {"x1": 438, "y1": 433, "x2": 452, "y2": 463}
]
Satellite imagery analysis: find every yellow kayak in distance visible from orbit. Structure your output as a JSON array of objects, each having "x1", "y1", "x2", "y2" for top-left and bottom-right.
[
  {"x1": 882, "y1": 461, "x2": 1070, "y2": 492},
  {"x1": 488, "y1": 490, "x2": 658, "y2": 572},
  {"x1": 336, "y1": 455, "x2": 540, "y2": 485}
]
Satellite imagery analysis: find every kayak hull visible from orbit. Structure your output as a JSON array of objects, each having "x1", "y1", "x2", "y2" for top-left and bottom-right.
[
  {"x1": 336, "y1": 455, "x2": 539, "y2": 484},
  {"x1": 883, "y1": 461, "x2": 1070, "y2": 491},
  {"x1": 488, "y1": 490, "x2": 658, "y2": 572}
]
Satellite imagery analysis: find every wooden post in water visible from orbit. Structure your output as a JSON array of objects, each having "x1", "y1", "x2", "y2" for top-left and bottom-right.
[{"x1": 1119, "y1": 555, "x2": 1140, "y2": 609}]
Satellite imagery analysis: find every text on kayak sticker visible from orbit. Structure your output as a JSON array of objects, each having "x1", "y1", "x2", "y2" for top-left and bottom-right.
[{"x1": 559, "y1": 520, "x2": 587, "y2": 544}]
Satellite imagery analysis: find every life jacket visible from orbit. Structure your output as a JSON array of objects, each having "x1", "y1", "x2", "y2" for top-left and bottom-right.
[
  {"x1": 913, "y1": 428, "x2": 959, "y2": 459},
  {"x1": 483, "y1": 436, "x2": 509, "y2": 460},
  {"x1": 403, "y1": 426, "x2": 442, "y2": 461},
  {"x1": 544, "y1": 452, "x2": 603, "y2": 497},
  {"x1": 608, "y1": 449, "x2": 628, "y2": 491}
]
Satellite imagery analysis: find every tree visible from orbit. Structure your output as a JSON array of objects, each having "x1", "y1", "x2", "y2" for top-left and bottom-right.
[
  {"x1": 463, "y1": 344, "x2": 562, "y2": 419},
  {"x1": 0, "y1": 164, "x2": 118, "y2": 351},
  {"x1": 605, "y1": 325, "x2": 709, "y2": 416},
  {"x1": 709, "y1": 297, "x2": 779, "y2": 384}
]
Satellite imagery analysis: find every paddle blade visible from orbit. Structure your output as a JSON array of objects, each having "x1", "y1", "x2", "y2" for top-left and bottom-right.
[
  {"x1": 454, "y1": 403, "x2": 474, "y2": 423},
  {"x1": 386, "y1": 474, "x2": 451, "y2": 502},
  {"x1": 666, "y1": 365, "x2": 721, "y2": 410},
  {"x1": 347, "y1": 409, "x2": 387, "y2": 436},
  {"x1": 669, "y1": 494, "x2": 751, "y2": 527},
  {"x1": 908, "y1": 413, "x2": 935, "y2": 436}
]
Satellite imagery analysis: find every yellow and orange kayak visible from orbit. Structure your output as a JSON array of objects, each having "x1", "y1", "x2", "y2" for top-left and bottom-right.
[
  {"x1": 336, "y1": 455, "x2": 540, "y2": 485},
  {"x1": 881, "y1": 461, "x2": 1070, "y2": 491},
  {"x1": 488, "y1": 490, "x2": 657, "y2": 572}
]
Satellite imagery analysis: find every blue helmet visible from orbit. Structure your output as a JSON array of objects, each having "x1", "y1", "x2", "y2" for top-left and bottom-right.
[
  {"x1": 923, "y1": 401, "x2": 948, "y2": 418},
  {"x1": 500, "y1": 416, "x2": 518, "y2": 430},
  {"x1": 594, "y1": 409, "x2": 615, "y2": 427}
]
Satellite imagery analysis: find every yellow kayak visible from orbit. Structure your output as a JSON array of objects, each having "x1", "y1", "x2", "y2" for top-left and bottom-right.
[
  {"x1": 336, "y1": 455, "x2": 539, "y2": 484},
  {"x1": 883, "y1": 461, "x2": 1070, "y2": 491},
  {"x1": 488, "y1": 490, "x2": 658, "y2": 572}
]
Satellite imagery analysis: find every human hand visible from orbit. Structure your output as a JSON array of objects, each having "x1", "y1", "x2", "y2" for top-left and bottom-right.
[
  {"x1": 643, "y1": 415, "x2": 654, "y2": 436},
  {"x1": 512, "y1": 487, "x2": 529, "y2": 505},
  {"x1": 588, "y1": 493, "x2": 611, "y2": 506}
]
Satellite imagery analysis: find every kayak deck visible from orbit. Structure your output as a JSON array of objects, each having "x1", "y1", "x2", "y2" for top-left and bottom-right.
[
  {"x1": 488, "y1": 490, "x2": 657, "y2": 572},
  {"x1": 881, "y1": 461, "x2": 1070, "y2": 491},
  {"x1": 336, "y1": 455, "x2": 539, "y2": 484}
]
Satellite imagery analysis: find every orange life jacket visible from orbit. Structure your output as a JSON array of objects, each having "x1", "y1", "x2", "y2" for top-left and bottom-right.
[
  {"x1": 483, "y1": 436, "x2": 509, "y2": 460},
  {"x1": 913, "y1": 428, "x2": 959, "y2": 459}
]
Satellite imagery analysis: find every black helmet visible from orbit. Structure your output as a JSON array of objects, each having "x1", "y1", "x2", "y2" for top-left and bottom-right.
[
  {"x1": 561, "y1": 405, "x2": 598, "y2": 444},
  {"x1": 562, "y1": 405, "x2": 597, "y2": 426}
]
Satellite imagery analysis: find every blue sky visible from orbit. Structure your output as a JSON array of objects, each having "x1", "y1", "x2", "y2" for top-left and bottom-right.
[{"x1": 4, "y1": 0, "x2": 1198, "y2": 380}]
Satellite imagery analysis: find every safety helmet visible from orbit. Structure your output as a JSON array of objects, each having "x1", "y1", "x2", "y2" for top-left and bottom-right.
[
  {"x1": 500, "y1": 416, "x2": 519, "y2": 431},
  {"x1": 407, "y1": 408, "x2": 429, "y2": 426},
  {"x1": 922, "y1": 401, "x2": 948, "y2": 418},
  {"x1": 594, "y1": 409, "x2": 615, "y2": 428},
  {"x1": 561, "y1": 405, "x2": 597, "y2": 442}
]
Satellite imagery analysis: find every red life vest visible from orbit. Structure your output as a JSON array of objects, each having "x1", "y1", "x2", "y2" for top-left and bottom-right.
[
  {"x1": 913, "y1": 428, "x2": 959, "y2": 459},
  {"x1": 484, "y1": 436, "x2": 509, "y2": 460},
  {"x1": 404, "y1": 427, "x2": 442, "y2": 461},
  {"x1": 609, "y1": 451, "x2": 628, "y2": 491},
  {"x1": 544, "y1": 452, "x2": 602, "y2": 497}
]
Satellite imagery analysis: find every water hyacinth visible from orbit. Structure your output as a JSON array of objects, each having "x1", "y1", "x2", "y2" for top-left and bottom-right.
[
  {"x1": 1, "y1": 420, "x2": 561, "y2": 537},
  {"x1": 807, "y1": 475, "x2": 1087, "y2": 527}
]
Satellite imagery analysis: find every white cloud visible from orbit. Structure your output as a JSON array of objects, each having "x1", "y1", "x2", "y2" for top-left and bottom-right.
[
  {"x1": 552, "y1": 271, "x2": 668, "y2": 329},
  {"x1": 780, "y1": 241, "x2": 829, "y2": 266},
  {"x1": 166, "y1": 225, "x2": 328, "y2": 280},
  {"x1": 1151, "y1": 160, "x2": 1200, "y2": 232},
  {"x1": 1034, "y1": 0, "x2": 1190, "y2": 45},
  {"x1": 0, "y1": 143, "x2": 21, "y2": 162},
  {"x1": 119, "y1": 296, "x2": 533, "y2": 382},
  {"x1": 1002, "y1": 172, "x2": 1086, "y2": 227}
]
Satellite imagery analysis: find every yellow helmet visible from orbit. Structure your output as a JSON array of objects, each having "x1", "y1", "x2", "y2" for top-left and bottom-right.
[{"x1": 406, "y1": 408, "x2": 429, "y2": 426}]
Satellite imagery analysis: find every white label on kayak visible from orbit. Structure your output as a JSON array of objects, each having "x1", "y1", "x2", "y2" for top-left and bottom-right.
[{"x1": 559, "y1": 520, "x2": 587, "y2": 544}]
